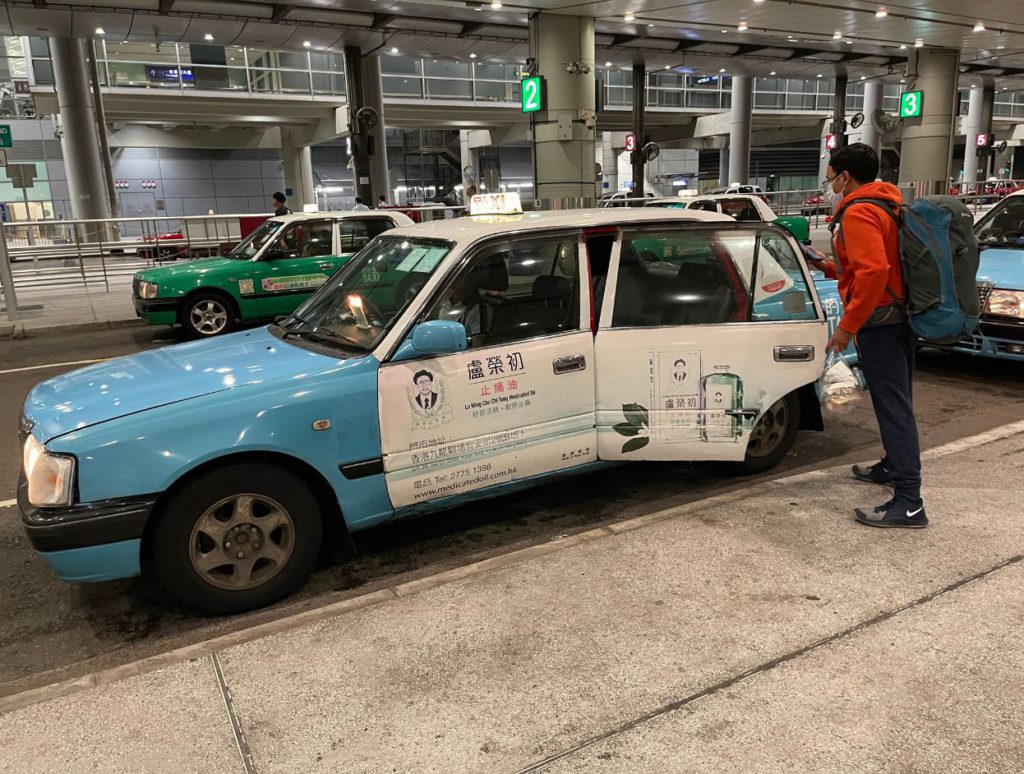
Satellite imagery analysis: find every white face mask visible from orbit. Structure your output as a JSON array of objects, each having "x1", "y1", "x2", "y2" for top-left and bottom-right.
[{"x1": 829, "y1": 191, "x2": 843, "y2": 211}]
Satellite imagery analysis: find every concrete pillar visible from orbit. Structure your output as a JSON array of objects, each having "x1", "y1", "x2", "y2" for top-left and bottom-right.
[
  {"x1": 718, "y1": 147, "x2": 730, "y2": 187},
  {"x1": 50, "y1": 38, "x2": 111, "y2": 224},
  {"x1": 344, "y1": 46, "x2": 373, "y2": 205},
  {"x1": 859, "y1": 81, "x2": 883, "y2": 153},
  {"x1": 818, "y1": 120, "x2": 832, "y2": 184},
  {"x1": 832, "y1": 75, "x2": 848, "y2": 149},
  {"x1": 898, "y1": 47, "x2": 960, "y2": 196},
  {"x1": 360, "y1": 55, "x2": 390, "y2": 201},
  {"x1": 600, "y1": 131, "x2": 618, "y2": 194},
  {"x1": 281, "y1": 130, "x2": 314, "y2": 210},
  {"x1": 528, "y1": 13, "x2": 597, "y2": 207},
  {"x1": 631, "y1": 63, "x2": 646, "y2": 199},
  {"x1": 963, "y1": 84, "x2": 995, "y2": 185},
  {"x1": 728, "y1": 75, "x2": 753, "y2": 185}
]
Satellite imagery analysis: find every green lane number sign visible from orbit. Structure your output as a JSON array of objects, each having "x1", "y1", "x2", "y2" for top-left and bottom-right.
[
  {"x1": 521, "y1": 76, "x2": 544, "y2": 114},
  {"x1": 900, "y1": 91, "x2": 923, "y2": 119},
  {"x1": 0, "y1": 125, "x2": 11, "y2": 148}
]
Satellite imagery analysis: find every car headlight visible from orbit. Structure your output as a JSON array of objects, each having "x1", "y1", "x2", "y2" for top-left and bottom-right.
[
  {"x1": 137, "y1": 280, "x2": 159, "y2": 299},
  {"x1": 985, "y1": 289, "x2": 1024, "y2": 319},
  {"x1": 23, "y1": 435, "x2": 75, "y2": 508}
]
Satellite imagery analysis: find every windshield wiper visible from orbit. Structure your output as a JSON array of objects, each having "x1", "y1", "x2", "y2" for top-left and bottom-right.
[
  {"x1": 281, "y1": 325, "x2": 367, "y2": 351},
  {"x1": 979, "y1": 240, "x2": 1024, "y2": 249}
]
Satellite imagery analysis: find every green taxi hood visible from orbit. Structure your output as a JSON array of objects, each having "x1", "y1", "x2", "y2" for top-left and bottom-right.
[{"x1": 135, "y1": 255, "x2": 245, "y2": 283}]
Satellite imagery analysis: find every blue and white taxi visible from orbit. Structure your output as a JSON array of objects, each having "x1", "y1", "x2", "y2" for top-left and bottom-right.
[
  {"x1": 933, "y1": 190, "x2": 1024, "y2": 360},
  {"x1": 20, "y1": 194, "x2": 838, "y2": 614}
]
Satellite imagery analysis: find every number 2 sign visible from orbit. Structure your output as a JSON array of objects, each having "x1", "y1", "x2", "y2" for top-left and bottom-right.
[{"x1": 521, "y1": 76, "x2": 544, "y2": 114}]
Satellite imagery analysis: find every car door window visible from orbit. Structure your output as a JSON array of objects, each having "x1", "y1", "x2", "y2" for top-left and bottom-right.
[
  {"x1": 719, "y1": 230, "x2": 817, "y2": 321},
  {"x1": 339, "y1": 218, "x2": 393, "y2": 253},
  {"x1": 270, "y1": 220, "x2": 333, "y2": 259},
  {"x1": 423, "y1": 235, "x2": 580, "y2": 348},
  {"x1": 720, "y1": 198, "x2": 762, "y2": 222},
  {"x1": 611, "y1": 229, "x2": 750, "y2": 328}
]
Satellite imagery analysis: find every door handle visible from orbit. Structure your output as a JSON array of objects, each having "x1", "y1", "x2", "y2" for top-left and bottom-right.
[
  {"x1": 725, "y1": 409, "x2": 759, "y2": 419},
  {"x1": 552, "y1": 354, "x2": 587, "y2": 375},
  {"x1": 774, "y1": 345, "x2": 815, "y2": 362},
  {"x1": 318, "y1": 262, "x2": 335, "y2": 271}
]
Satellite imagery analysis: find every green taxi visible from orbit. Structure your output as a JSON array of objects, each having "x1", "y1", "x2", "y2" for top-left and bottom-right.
[{"x1": 132, "y1": 211, "x2": 413, "y2": 337}]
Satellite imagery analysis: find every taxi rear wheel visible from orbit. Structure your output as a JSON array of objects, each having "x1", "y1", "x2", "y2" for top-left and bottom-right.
[
  {"x1": 731, "y1": 392, "x2": 800, "y2": 475},
  {"x1": 182, "y1": 292, "x2": 237, "y2": 338},
  {"x1": 152, "y1": 464, "x2": 323, "y2": 615}
]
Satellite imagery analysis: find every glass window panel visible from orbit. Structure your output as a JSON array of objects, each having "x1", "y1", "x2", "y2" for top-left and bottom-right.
[
  {"x1": 277, "y1": 51, "x2": 309, "y2": 69},
  {"x1": 309, "y1": 52, "x2": 345, "y2": 72},
  {"x1": 425, "y1": 78, "x2": 471, "y2": 98},
  {"x1": 425, "y1": 60, "x2": 470, "y2": 78},
  {"x1": 475, "y1": 63, "x2": 516, "y2": 80},
  {"x1": 382, "y1": 75, "x2": 423, "y2": 97},
  {"x1": 475, "y1": 80, "x2": 517, "y2": 102},
  {"x1": 311, "y1": 72, "x2": 346, "y2": 95},
  {"x1": 381, "y1": 56, "x2": 421, "y2": 75}
]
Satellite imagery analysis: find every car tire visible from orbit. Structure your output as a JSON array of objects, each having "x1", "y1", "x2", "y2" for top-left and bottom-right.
[
  {"x1": 182, "y1": 291, "x2": 237, "y2": 338},
  {"x1": 730, "y1": 392, "x2": 801, "y2": 475},
  {"x1": 152, "y1": 463, "x2": 324, "y2": 615}
]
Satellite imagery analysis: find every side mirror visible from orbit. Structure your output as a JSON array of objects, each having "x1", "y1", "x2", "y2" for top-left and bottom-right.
[
  {"x1": 264, "y1": 247, "x2": 284, "y2": 261},
  {"x1": 392, "y1": 320, "x2": 468, "y2": 361}
]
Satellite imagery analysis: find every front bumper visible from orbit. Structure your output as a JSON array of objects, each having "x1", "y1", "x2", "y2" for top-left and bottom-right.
[
  {"x1": 928, "y1": 316, "x2": 1024, "y2": 360},
  {"x1": 133, "y1": 294, "x2": 180, "y2": 324},
  {"x1": 18, "y1": 473, "x2": 155, "y2": 553}
]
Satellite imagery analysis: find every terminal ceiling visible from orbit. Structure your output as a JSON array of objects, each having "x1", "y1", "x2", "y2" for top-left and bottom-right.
[{"x1": 4, "y1": 0, "x2": 1024, "y2": 89}]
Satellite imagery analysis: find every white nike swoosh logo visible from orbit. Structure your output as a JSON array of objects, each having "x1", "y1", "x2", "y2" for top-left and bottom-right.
[{"x1": 907, "y1": 508, "x2": 923, "y2": 517}]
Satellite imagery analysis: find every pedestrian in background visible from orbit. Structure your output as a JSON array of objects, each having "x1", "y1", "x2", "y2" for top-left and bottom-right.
[
  {"x1": 353, "y1": 196, "x2": 370, "y2": 211},
  {"x1": 803, "y1": 143, "x2": 927, "y2": 529},
  {"x1": 271, "y1": 192, "x2": 290, "y2": 216}
]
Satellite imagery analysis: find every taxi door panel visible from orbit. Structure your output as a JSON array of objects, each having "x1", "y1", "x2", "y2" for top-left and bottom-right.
[
  {"x1": 252, "y1": 220, "x2": 337, "y2": 317},
  {"x1": 378, "y1": 234, "x2": 596, "y2": 509},
  {"x1": 594, "y1": 225, "x2": 826, "y2": 462}
]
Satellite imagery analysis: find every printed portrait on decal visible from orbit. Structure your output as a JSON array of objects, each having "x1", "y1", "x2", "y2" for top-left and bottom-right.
[{"x1": 404, "y1": 366, "x2": 454, "y2": 430}]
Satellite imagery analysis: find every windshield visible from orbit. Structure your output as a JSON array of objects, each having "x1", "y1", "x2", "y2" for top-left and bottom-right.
[
  {"x1": 976, "y1": 196, "x2": 1024, "y2": 246},
  {"x1": 227, "y1": 221, "x2": 283, "y2": 260},
  {"x1": 281, "y1": 235, "x2": 454, "y2": 352}
]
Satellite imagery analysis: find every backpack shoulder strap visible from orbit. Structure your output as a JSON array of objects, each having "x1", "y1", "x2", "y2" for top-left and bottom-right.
[{"x1": 829, "y1": 197, "x2": 903, "y2": 304}]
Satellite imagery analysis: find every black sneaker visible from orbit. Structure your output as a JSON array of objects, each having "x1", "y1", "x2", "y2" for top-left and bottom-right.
[
  {"x1": 852, "y1": 460, "x2": 892, "y2": 485},
  {"x1": 855, "y1": 497, "x2": 928, "y2": 529}
]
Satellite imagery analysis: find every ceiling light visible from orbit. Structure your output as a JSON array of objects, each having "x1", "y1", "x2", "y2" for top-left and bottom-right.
[
  {"x1": 900, "y1": 44, "x2": 907, "y2": 50},
  {"x1": 470, "y1": 53, "x2": 478, "y2": 58},
  {"x1": 624, "y1": 12, "x2": 635, "y2": 22},
  {"x1": 664, "y1": 65, "x2": 670, "y2": 69},
  {"x1": 95, "y1": 27, "x2": 105, "y2": 35},
  {"x1": 738, "y1": 22, "x2": 748, "y2": 32},
  {"x1": 997, "y1": 45, "x2": 1006, "y2": 50},
  {"x1": 769, "y1": 71, "x2": 776, "y2": 76},
  {"x1": 899, "y1": 78, "x2": 906, "y2": 83},
  {"x1": 845, "y1": 39, "x2": 853, "y2": 44},
  {"x1": 833, "y1": 31, "x2": 842, "y2": 40},
  {"x1": 391, "y1": 46, "x2": 399, "y2": 53},
  {"x1": 490, "y1": 0, "x2": 501, "y2": 7},
  {"x1": 753, "y1": 0, "x2": 765, "y2": 3},
  {"x1": 719, "y1": 68, "x2": 726, "y2": 73},
  {"x1": 605, "y1": 61, "x2": 612, "y2": 67},
  {"x1": 648, "y1": 23, "x2": 655, "y2": 27},
  {"x1": 721, "y1": 29, "x2": 728, "y2": 34},
  {"x1": 303, "y1": 40, "x2": 311, "y2": 47},
  {"x1": 973, "y1": 22, "x2": 985, "y2": 33},
  {"x1": 817, "y1": 73, "x2": 823, "y2": 78},
  {"x1": 204, "y1": 33, "x2": 214, "y2": 41},
  {"x1": 876, "y1": 7, "x2": 887, "y2": 17},
  {"x1": 915, "y1": 38, "x2": 924, "y2": 47},
  {"x1": 860, "y1": 75, "x2": 866, "y2": 80}
]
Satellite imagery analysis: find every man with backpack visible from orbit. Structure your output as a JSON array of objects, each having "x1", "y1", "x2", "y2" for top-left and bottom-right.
[{"x1": 803, "y1": 143, "x2": 927, "y2": 529}]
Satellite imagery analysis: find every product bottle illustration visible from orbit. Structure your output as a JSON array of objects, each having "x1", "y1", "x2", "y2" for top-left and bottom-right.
[{"x1": 700, "y1": 372, "x2": 744, "y2": 442}]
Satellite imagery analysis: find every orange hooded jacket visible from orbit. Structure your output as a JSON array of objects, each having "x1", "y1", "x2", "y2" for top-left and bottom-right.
[{"x1": 820, "y1": 181, "x2": 905, "y2": 335}]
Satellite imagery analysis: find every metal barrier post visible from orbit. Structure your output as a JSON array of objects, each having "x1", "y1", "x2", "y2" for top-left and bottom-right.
[
  {"x1": 73, "y1": 223, "x2": 88, "y2": 288},
  {"x1": 0, "y1": 224, "x2": 20, "y2": 322}
]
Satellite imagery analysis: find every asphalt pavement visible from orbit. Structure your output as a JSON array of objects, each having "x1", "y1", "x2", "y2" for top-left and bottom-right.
[{"x1": 1, "y1": 322, "x2": 1023, "y2": 708}]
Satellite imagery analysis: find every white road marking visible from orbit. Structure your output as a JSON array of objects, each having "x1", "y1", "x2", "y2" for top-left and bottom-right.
[
  {"x1": 0, "y1": 498, "x2": 15, "y2": 508},
  {"x1": 0, "y1": 358, "x2": 108, "y2": 376}
]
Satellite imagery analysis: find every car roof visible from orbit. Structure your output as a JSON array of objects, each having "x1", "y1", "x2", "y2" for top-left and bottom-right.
[
  {"x1": 386, "y1": 207, "x2": 734, "y2": 242},
  {"x1": 689, "y1": 193, "x2": 762, "y2": 202},
  {"x1": 267, "y1": 211, "x2": 414, "y2": 226}
]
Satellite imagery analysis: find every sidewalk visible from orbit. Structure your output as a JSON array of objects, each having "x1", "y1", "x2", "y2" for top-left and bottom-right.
[
  {"x1": 2, "y1": 426, "x2": 1023, "y2": 773},
  {"x1": 1, "y1": 276, "x2": 139, "y2": 336}
]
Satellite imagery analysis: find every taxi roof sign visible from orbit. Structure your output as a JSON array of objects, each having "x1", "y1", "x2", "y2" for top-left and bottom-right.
[{"x1": 469, "y1": 192, "x2": 523, "y2": 216}]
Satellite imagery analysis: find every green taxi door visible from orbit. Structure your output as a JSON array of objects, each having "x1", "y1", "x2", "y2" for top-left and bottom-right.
[{"x1": 251, "y1": 220, "x2": 338, "y2": 318}]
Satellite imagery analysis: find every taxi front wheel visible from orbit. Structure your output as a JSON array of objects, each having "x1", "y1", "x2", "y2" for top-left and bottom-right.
[
  {"x1": 182, "y1": 292, "x2": 237, "y2": 338},
  {"x1": 152, "y1": 464, "x2": 323, "y2": 615},
  {"x1": 730, "y1": 393, "x2": 800, "y2": 475}
]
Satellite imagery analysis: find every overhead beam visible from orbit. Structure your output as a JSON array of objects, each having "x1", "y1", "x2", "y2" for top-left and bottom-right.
[
  {"x1": 32, "y1": 0, "x2": 45, "y2": 7},
  {"x1": 838, "y1": 52, "x2": 878, "y2": 63},
  {"x1": 459, "y1": 22, "x2": 486, "y2": 37},
  {"x1": 734, "y1": 44, "x2": 772, "y2": 56},
  {"x1": 371, "y1": 14, "x2": 397, "y2": 30},
  {"x1": 158, "y1": 0, "x2": 174, "y2": 13},
  {"x1": 610, "y1": 34, "x2": 642, "y2": 47},
  {"x1": 271, "y1": 4, "x2": 294, "y2": 22},
  {"x1": 787, "y1": 48, "x2": 819, "y2": 60},
  {"x1": 674, "y1": 40, "x2": 704, "y2": 53}
]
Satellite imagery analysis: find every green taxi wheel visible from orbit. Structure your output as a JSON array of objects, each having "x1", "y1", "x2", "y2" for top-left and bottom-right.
[
  {"x1": 730, "y1": 392, "x2": 800, "y2": 475},
  {"x1": 182, "y1": 291, "x2": 237, "y2": 338},
  {"x1": 152, "y1": 463, "x2": 323, "y2": 615}
]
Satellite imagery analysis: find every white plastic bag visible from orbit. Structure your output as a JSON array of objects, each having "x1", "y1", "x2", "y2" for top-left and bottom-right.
[{"x1": 821, "y1": 353, "x2": 862, "y2": 413}]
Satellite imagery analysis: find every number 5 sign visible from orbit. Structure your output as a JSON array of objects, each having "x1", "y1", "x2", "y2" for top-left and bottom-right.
[
  {"x1": 521, "y1": 76, "x2": 544, "y2": 114},
  {"x1": 900, "y1": 90, "x2": 923, "y2": 119}
]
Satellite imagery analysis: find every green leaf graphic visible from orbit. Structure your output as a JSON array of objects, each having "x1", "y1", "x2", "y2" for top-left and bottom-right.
[
  {"x1": 613, "y1": 422, "x2": 641, "y2": 437},
  {"x1": 622, "y1": 403, "x2": 649, "y2": 427},
  {"x1": 621, "y1": 436, "x2": 650, "y2": 454}
]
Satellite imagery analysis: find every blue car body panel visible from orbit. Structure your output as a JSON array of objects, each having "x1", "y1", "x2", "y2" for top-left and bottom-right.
[
  {"x1": 26, "y1": 327, "x2": 395, "y2": 532},
  {"x1": 39, "y1": 540, "x2": 142, "y2": 583}
]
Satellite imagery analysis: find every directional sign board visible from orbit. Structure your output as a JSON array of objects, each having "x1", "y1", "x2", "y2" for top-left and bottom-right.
[
  {"x1": 624, "y1": 133, "x2": 637, "y2": 152},
  {"x1": 521, "y1": 76, "x2": 544, "y2": 114},
  {"x1": 0, "y1": 125, "x2": 11, "y2": 148},
  {"x1": 825, "y1": 134, "x2": 838, "y2": 151},
  {"x1": 976, "y1": 133, "x2": 989, "y2": 148},
  {"x1": 899, "y1": 91, "x2": 923, "y2": 119}
]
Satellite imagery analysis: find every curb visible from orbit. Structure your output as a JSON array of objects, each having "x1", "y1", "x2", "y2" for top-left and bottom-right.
[
  {"x1": 5, "y1": 318, "x2": 144, "y2": 339},
  {"x1": 2, "y1": 420, "x2": 1023, "y2": 716}
]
